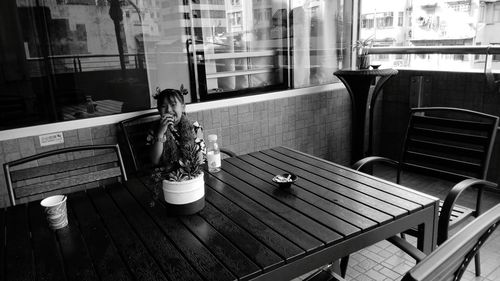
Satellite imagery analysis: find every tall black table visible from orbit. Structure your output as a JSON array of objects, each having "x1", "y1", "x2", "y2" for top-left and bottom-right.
[{"x1": 334, "y1": 68, "x2": 398, "y2": 163}]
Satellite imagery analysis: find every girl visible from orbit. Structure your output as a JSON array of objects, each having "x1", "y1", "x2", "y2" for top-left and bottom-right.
[{"x1": 147, "y1": 87, "x2": 204, "y2": 172}]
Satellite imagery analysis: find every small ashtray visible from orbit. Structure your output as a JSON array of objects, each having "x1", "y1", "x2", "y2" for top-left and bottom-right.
[{"x1": 272, "y1": 172, "x2": 298, "y2": 188}]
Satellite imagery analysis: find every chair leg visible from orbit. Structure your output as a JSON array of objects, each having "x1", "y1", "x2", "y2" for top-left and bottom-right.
[
  {"x1": 340, "y1": 256, "x2": 349, "y2": 278},
  {"x1": 474, "y1": 252, "x2": 481, "y2": 276}
]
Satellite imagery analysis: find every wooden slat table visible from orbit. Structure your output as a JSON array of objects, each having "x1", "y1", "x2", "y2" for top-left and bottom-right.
[{"x1": 1, "y1": 146, "x2": 439, "y2": 281}]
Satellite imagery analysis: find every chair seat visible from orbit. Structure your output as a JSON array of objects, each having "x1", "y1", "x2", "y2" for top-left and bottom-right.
[
  {"x1": 442, "y1": 200, "x2": 475, "y2": 229},
  {"x1": 405, "y1": 200, "x2": 474, "y2": 237}
]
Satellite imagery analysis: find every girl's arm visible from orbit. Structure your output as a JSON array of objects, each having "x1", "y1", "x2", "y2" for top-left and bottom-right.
[
  {"x1": 150, "y1": 135, "x2": 165, "y2": 165},
  {"x1": 150, "y1": 115, "x2": 174, "y2": 165}
]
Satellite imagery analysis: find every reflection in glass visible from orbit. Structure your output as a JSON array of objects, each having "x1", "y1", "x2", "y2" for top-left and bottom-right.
[
  {"x1": 0, "y1": 0, "x2": 351, "y2": 130},
  {"x1": 0, "y1": 0, "x2": 151, "y2": 129}
]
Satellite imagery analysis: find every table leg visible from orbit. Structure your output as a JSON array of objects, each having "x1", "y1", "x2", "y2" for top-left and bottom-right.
[{"x1": 417, "y1": 202, "x2": 439, "y2": 254}]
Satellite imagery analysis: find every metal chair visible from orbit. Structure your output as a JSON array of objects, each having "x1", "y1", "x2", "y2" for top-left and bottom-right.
[
  {"x1": 119, "y1": 112, "x2": 236, "y2": 174},
  {"x1": 340, "y1": 107, "x2": 499, "y2": 277},
  {"x1": 3, "y1": 144, "x2": 127, "y2": 206},
  {"x1": 305, "y1": 203, "x2": 500, "y2": 281}
]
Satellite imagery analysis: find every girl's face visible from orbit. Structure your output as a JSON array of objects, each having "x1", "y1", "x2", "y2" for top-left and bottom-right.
[{"x1": 158, "y1": 96, "x2": 185, "y2": 125}]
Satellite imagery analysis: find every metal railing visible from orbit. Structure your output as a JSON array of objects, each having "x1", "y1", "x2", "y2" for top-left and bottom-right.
[
  {"x1": 367, "y1": 45, "x2": 500, "y2": 131},
  {"x1": 366, "y1": 45, "x2": 500, "y2": 73},
  {"x1": 366, "y1": 46, "x2": 500, "y2": 55},
  {"x1": 26, "y1": 53, "x2": 146, "y2": 76}
]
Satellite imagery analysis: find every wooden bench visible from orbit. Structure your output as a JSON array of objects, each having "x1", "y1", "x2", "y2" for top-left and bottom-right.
[{"x1": 3, "y1": 144, "x2": 127, "y2": 206}]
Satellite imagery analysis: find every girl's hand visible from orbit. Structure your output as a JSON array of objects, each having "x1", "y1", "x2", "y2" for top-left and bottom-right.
[{"x1": 158, "y1": 114, "x2": 175, "y2": 137}]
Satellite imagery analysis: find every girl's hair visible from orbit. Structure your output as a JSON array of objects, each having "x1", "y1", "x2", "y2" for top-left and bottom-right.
[{"x1": 153, "y1": 85, "x2": 188, "y2": 107}]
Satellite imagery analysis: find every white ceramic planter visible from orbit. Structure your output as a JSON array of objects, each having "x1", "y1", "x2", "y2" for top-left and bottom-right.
[{"x1": 162, "y1": 172, "x2": 205, "y2": 215}]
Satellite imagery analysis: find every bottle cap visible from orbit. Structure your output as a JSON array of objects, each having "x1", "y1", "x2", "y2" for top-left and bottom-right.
[{"x1": 207, "y1": 134, "x2": 217, "y2": 141}]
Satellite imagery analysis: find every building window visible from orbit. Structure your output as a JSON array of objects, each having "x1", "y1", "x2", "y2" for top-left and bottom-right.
[
  {"x1": 376, "y1": 12, "x2": 393, "y2": 28},
  {"x1": 228, "y1": 11, "x2": 242, "y2": 26},
  {"x1": 398, "y1": 11, "x2": 403, "y2": 26},
  {"x1": 494, "y1": 3, "x2": 500, "y2": 22},
  {"x1": 0, "y1": 0, "x2": 351, "y2": 130},
  {"x1": 361, "y1": 14, "x2": 374, "y2": 29},
  {"x1": 447, "y1": 2, "x2": 471, "y2": 13}
]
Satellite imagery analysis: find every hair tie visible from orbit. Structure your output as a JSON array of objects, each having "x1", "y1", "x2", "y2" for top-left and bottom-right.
[{"x1": 180, "y1": 84, "x2": 188, "y2": 96}]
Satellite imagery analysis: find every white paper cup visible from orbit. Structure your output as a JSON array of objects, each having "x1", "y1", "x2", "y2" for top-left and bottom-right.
[{"x1": 40, "y1": 195, "x2": 68, "y2": 230}]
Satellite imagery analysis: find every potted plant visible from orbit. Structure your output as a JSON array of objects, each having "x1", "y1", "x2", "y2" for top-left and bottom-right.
[
  {"x1": 151, "y1": 142, "x2": 205, "y2": 215},
  {"x1": 353, "y1": 36, "x2": 373, "y2": 69}
]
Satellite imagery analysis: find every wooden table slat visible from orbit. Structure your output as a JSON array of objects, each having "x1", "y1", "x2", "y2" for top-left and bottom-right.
[
  {"x1": 204, "y1": 173, "x2": 323, "y2": 252},
  {"x1": 204, "y1": 184, "x2": 302, "y2": 262},
  {"x1": 56, "y1": 199, "x2": 100, "y2": 281},
  {"x1": 226, "y1": 157, "x2": 379, "y2": 231},
  {"x1": 274, "y1": 147, "x2": 436, "y2": 206},
  {"x1": 28, "y1": 201, "x2": 66, "y2": 281},
  {"x1": 237, "y1": 154, "x2": 395, "y2": 223},
  {"x1": 69, "y1": 191, "x2": 133, "y2": 281},
  {"x1": 87, "y1": 187, "x2": 167, "y2": 281},
  {"x1": 180, "y1": 214, "x2": 262, "y2": 280},
  {"x1": 246, "y1": 151, "x2": 404, "y2": 217},
  {"x1": 258, "y1": 149, "x2": 422, "y2": 211},
  {"x1": 107, "y1": 183, "x2": 222, "y2": 281},
  {"x1": 109, "y1": 182, "x2": 244, "y2": 280},
  {"x1": 197, "y1": 201, "x2": 285, "y2": 270},
  {"x1": 124, "y1": 177, "x2": 236, "y2": 281},
  {"x1": 5, "y1": 204, "x2": 34, "y2": 281},
  {"x1": 220, "y1": 161, "x2": 362, "y2": 237},
  {"x1": 208, "y1": 165, "x2": 343, "y2": 243}
]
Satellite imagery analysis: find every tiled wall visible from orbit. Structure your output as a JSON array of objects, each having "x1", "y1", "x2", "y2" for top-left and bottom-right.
[
  {"x1": 0, "y1": 89, "x2": 352, "y2": 207},
  {"x1": 376, "y1": 69, "x2": 500, "y2": 182}
]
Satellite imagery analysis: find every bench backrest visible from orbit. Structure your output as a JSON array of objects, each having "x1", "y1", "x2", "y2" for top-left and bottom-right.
[{"x1": 3, "y1": 144, "x2": 127, "y2": 206}]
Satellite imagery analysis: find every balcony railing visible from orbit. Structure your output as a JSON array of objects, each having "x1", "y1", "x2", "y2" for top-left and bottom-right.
[
  {"x1": 366, "y1": 45, "x2": 500, "y2": 131},
  {"x1": 26, "y1": 53, "x2": 146, "y2": 76},
  {"x1": 366, "y1": 45, "x2": 500, "y2": 73}
]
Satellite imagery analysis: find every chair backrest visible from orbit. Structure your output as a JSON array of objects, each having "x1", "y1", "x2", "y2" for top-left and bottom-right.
[
  {"x1": 119, "y1": 112, "x2": 160, "y2": 174},
  {"x1": 3, "y1": 144, "x2": 127, "y2": 206},
  {"x1": 402, "y1": 203, "x2": 500, "y2": 281},
  {"x1": 119, "y1": 112, "x2": 237, "y2": 174},
  {"x1": 399, "y1": 107, "x2": 499, "y2": 182}
]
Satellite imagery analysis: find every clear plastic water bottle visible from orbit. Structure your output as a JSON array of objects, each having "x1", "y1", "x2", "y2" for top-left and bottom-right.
[{"x1": 206, "y1": 134, "x2": 221, "y2": 172}]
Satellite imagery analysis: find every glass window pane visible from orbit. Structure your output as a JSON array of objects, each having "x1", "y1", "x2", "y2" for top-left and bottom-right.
[
  {"x1": 494, "y1": 3, "x2": 500, "y2": 22},
  {"x1": 0, "y1": 0, "x2": 151, "y2": 129},
  {"x1": 359, "y1": 0, "x2": 499, "y2": 72},
  {"x1": 0, "y1": 0, "x2": 351, "y2": 129},
  {"x1": 145, "y1": 0, "x2": 193, "y2": 105},
  {"x1": 189, "y1": 0, "x2": 289, "y2": 100},
  {"x1": 290, "y1": 0, "x2": 347, "y2": 88}
]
